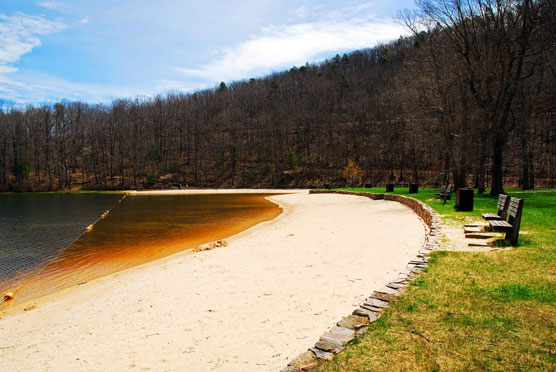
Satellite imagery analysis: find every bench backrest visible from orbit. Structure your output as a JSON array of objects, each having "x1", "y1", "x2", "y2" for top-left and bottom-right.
[
  {"x1": 508, "y1": 197, "x2": 523, "y2": 219},
  {"x1": 497, "y1": 194, "x2": 510, "y2": 219},
  {"x1": 507, "y1": 197, "x2": 524, "y2": 245}
]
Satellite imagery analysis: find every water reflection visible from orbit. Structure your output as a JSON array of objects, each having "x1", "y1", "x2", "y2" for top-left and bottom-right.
[
  {"x1": 0, "y1": 193, "x2": 280, "y2": 314},
  {"x1": 0, "y1": 193, "x2": 122, "y2": 285}
]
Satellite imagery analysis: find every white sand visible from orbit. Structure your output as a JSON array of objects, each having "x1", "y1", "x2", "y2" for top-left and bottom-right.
[{"x1": 0, "y1": 192, "x2": 425, "y2": 372}]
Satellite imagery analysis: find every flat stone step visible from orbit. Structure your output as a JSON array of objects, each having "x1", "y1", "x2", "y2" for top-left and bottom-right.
[
  {"x1": 360, "y1": 303, "x2": 382, "y2": 312},
  {"x1": 310, "y1": 347, "x2": 334, "y2": 361},
  {"x1": 375, "y1": 286, "x2": 399, "y2": 295},
  {"x1": 337, "y1": 314, "x2": 369, "y2": 330},
  {"x1": 372, "y1": 291, "x2": 396, "y2": 302},
  {"x1": 314, "y1": 340, "x2": 343, "y2": 353},
  {"x1": 464, "y1": 226, "x2": 485, "y2": 234},
  {"x1": 287, "y1": 351, "x2": 318, "y2": 371},
  {"x1": 465, "y1": 233, "x2": 496, "y2": 239},
  {"x1": 467, "y1": 239, "x2": 494, "y2": 247},
  {"x1": 464, "y1": 223, "x2": 488, "y2": 228},
  {"x1": 353, "y1": 307, "x2": 380, "y2": 321},
  {"x1": 364, "y1": 297, "x2": 390, "y2": 309},
  {"x1": 409, "y1": 259, "x2": 426, "y2": 265},
  {"x1": 407, "y1": 265, "x2": 423, "y2": 274},
  {"x1": 319, "y1": 326, "x2": 355, "y2": 346},
  {"x1": 391, "y1": 275, "x2": 409, "y2": 283},
  {"x1": 386, "y1": 282, "x2": 407, "y2": 290}
]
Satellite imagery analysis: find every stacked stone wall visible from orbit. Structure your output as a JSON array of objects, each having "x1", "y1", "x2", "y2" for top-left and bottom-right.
[{"x1": 282, "y1": 190, "x2": 442, "y2": 371}]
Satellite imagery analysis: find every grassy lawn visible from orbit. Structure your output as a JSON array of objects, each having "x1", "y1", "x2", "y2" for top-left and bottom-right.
[{"x1": 316, "y1": 187, "x2": 556, "y2": 372}]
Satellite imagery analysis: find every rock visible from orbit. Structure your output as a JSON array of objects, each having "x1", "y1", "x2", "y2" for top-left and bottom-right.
[
  {"x1": 360, "y1": 303, "x2": 382, "y2": 312},
  {"x1": 364, "y1": 298, "x2": 389, "y2": 308},
  {"x1": 409, "y1": 259, "x2": 425, "y2": 265},
  {"x1": 376, "y1": 285, "x2": 398, "y2": 294},
  {"x1": 355, "y1": 326, "x2": 369, "y2": 336},
  {"x1": 194, "y1": 240, "x2": 227, "y2": 252},
  {"x1": 409, "y1": 266, "x2": 422, "y2": 274},
  {"x1": 372, "y1": 291, "x2": 396, "y2": 302},
  {"x1": 353, "y1": 307, "x2": 380, "y2": 321},
  {"x1": 319, "y1": 326, "x2": 355, "y2": 346},
  {"x1": 386, "y1": 282, "x2": 407, "y2": 290},
  {"x1": 281, "y1": 367, "x2": 301, "y2": 372},
  {"x1": 310, "y1": 347, "x2": 334, "y2": 361},
  {"x1": 337, "y1": 314, "x2": 369, "y2": 330},
  {"x1": 288, "y1": 351, "x2": 318, "y2": 371},
  {"x1": 314, "y1": 340, "x2": 340, "y2": 352}
]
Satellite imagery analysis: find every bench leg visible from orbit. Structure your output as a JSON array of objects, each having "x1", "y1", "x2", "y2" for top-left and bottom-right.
[{"x1": 505, "y1": 229, "x2": 519, "y2": 245}]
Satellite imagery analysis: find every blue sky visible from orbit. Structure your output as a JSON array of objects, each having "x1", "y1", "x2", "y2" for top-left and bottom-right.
[{"x1": 0, "y1": 1, "x2": 415, "y2": 105}]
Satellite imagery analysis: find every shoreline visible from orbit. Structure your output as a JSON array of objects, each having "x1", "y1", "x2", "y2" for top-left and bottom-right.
[
  {"x1": 0, "y1": 191, "x2": 426, "y2": 371},
  {"x1": 1, "y1": 191, "x2": 287, "y2": 317},
  {"x1": 0, "y1": 188, "x2": 306, "y2": 195},
  {"x1": 126, "y1": 188, "x2": 306, "y2": 195}
]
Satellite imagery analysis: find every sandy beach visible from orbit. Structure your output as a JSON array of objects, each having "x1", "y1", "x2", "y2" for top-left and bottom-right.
[{"x1": 0, "y1": 191, "x2": 425, "y2": 372}]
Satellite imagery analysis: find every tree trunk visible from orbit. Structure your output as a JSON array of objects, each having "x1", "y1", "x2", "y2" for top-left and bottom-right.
[{"x1": 490, "y1": 132, "x2": 506, "y2": 196}]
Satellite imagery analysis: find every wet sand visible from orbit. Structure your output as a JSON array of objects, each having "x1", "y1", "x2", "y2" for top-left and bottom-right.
[
  {"x1": 0, "y1": 191, "x2": 426, "y2": 372},
  {"x1": 1, "y1": 192, "x2": 282, "y2": 315}
]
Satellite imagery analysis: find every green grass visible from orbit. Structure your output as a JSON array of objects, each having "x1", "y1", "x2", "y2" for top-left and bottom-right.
[{"x1": 317, "y1": 187, "x2": 556, "y2": 372}]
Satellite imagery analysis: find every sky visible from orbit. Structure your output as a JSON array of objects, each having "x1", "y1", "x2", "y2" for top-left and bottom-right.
[{"x1": 0, "y1": 0, "x2": 415, "y2": 105}]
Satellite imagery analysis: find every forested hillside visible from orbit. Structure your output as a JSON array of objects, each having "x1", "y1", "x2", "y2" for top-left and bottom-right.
[{"x1": 1, "y1": 0, "x2": 554, "y2": 193}]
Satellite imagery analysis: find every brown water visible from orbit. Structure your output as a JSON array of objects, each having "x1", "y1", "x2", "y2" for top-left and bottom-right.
[{"x1": 0, "y1": 193, "x2": 281, "y2": 315}]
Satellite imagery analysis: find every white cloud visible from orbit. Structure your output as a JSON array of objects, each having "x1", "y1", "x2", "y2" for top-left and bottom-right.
[
  {"x1": 35, "y1": 1, "x2": 61, "y2": 10},
  {"x1": 155, "y1": 79, "x2": 209, "y2": 94},
  {"x1": 177, "y1": 15, "x2": 407, "y2": 83},
  {"x1": 289, "y1": 6, "x2": 311, "y2": 20},
  {"x1": 0, "y1": 70, "x2": 148, "y2": 105},
  {"x1": 0, "y1": 65, "x2": 18, "y2": 74},
  {"x1": 0, "y1": 13, "x2": 66, "y2": 74},
  {"x1": 0, "y1": 3, "x2": 410, "y2": 105}
]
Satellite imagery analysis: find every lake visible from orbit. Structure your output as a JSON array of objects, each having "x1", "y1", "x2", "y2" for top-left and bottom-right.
[{"x1": 0, "y1": 192, "x2": 281, "y2": 314}]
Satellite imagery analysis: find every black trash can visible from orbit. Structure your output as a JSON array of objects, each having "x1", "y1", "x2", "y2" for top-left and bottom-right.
[
  {"x1": 456, "y1": 188, "x2": 474, "y2": 211},
  {"x1": 408, "y1": 183, "x2": 419, "y2": 194},
  {"x1": 386, "y1": 183, "x2": 394, "y2": 192}
]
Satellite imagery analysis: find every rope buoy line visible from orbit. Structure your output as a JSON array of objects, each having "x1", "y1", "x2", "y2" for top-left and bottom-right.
[{"x1": 1, "y1": 193, "x2": 128, "y2": 306}]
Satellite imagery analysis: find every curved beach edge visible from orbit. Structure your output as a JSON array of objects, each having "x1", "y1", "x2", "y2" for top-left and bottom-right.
[
  {"x1": 0, "y1": 190, "x2": 429, "y2": 372},
  {"x1": 282, "y1": 190, "x2": 442, "y2": 372}
]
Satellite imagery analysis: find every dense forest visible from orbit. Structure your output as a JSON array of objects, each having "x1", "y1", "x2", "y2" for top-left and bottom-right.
[{"x1": 0, "y1": 0, "x2": 554, "y2": 194}]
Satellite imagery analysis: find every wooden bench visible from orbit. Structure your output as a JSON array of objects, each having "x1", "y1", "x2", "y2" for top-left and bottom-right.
[
  {"x1": 435, "y1": 185, "x2": 453, "y2": 201},
  {"x1": 482, "y1": 194, "x2": 509, "y2": 221},
  {"x1": 488, "y1": 197, "x2": 524, "y2": 245}
]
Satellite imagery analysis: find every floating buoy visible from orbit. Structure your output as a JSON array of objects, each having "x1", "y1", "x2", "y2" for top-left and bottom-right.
[
  {"x1": 86, "y1": 224, "x2": 94, "y2": 232},
  {"x1": 3, "y1": 292, "x2": 14, "y2": 301}
]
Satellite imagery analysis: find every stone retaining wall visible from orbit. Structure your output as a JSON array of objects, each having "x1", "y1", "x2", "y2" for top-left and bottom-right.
[
  {"x1": 281, "y1": 190, "x2": 442, "y2": 372},
  {"x1": 309, "y1": 190, "x2": 439, "y2": 228}
]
